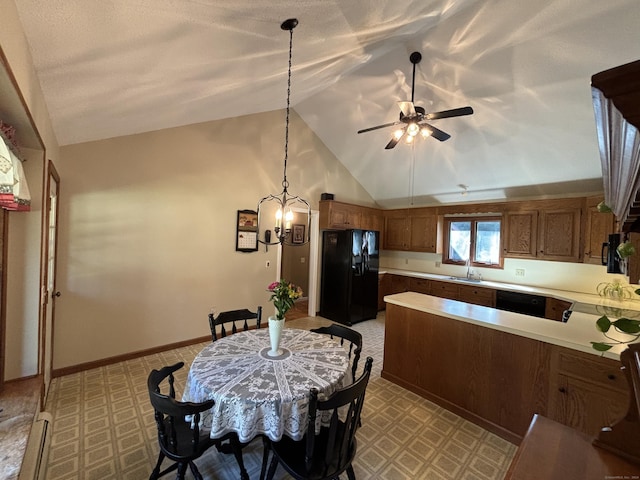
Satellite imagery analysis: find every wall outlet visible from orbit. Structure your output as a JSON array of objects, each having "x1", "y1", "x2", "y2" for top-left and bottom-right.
[
  {"x1": 515, "y1": 268, "x2": 525, "y2": 276},
  {"x1": 435, "y1": 261, "x2": 441, "y2": 268},
  {"x1": 300, "y1": 257, "x2": 306, "y2": 264},
  {"x1": 266, "y1": 261, "x2": 271, "y2": 268}
]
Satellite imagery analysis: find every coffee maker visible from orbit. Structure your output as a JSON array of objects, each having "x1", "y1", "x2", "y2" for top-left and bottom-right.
[{"x1": 602, "y1": 233, "x2": 622, "y2": 274}]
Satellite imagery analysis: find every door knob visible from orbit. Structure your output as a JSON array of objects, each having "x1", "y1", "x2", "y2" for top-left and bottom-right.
[{"x1": 53, "y1": 291, "x2": 61, "y2": 298}]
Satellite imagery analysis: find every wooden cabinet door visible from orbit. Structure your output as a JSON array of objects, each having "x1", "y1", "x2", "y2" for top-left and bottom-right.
[
  {"x1": 458, "y1": 284, "x2": 495, "y2": 307},
  {"x1": 430, "y1": 280, "x2": 459, "y2": 300},
  {"x1": 378, "y1": 273, "x2": 391, "y2": 310},
  {"x1": 389, "y1": 274, "x2": 410, "y2": 294},
  {"x1": 408, "y1": 211, "x2": 438, "y2": 252},
  {"x1": 550, "y1": 375, "x2": 628, "y2": 437},
  {"x1": 319, "y1": 201, "x2": 362, "y2": 230},
  {"x1": 545, "y1": 297, "x2": 571, "y2": 321},
  {"x1": 503, "y1": 211, "x2": 538, "y2": 257},
  {"x1": 583, "y1": 204, "x2": 614, "y2": 264},
  {"x1": 330, "y1": 204, "x2": 360, "y2": 229},
  {"x1": 384, "y1": 212, "x2": 408, "y2": 250},
  {"x1": 361, "y1": 208, "x2": 383, "y2": 232},
  {"x1": 538, "y1": 208, "x2": 582, "y2": 262},
  {"x1": 409, "y1": 277, "x2": 431, "y2": 294},
  {"x1": 548, "y1": 347, "x2": 628, "y2": 437}
]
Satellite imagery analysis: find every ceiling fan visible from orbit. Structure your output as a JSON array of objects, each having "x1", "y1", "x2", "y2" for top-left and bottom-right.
[{"x1": 357, "y1": 51, "x2": 474, "y2": 149}]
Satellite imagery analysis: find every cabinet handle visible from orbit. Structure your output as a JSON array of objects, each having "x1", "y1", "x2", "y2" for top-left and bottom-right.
[
  {"x1": 608, "y1": 374, "x2": 616, "y2": 380},
  {"x1": 558, "y1": 387, "x2": 566, "y2": 394}
]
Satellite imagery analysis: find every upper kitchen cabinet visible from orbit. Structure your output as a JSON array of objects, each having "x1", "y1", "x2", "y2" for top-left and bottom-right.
[
  {"x1": 383, "y1": 209, "x2": 408, "y2": 250},
  {"x1": 502, "y1": 199, "x2": 582, "y2": 263},
  {"x1": 319, "y1": 200, "x2": 383, "y2": 232},
  {"x1": 383, "y1": 207, "x2": 438, "y2": 252},
  {"x1": 319, "y1": 200, "x2": 361, "y2": 230},
  {"x1": 360, "y1": 207, "x2": 383, "y2": 232},
  {"x1": 537, "y1": 203, "x2": 582, "y2": 262},
  {"x1": 503, "y1": 210, "x2": 538, "y2": 258},
  {"x1": 583, "y1": 196, "x2": 615, "y2": 265},
  {"x1": 409, "y1": 209, "x2": 438, "y2": 252}
]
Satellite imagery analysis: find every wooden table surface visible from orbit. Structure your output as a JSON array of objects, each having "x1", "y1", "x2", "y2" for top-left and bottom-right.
[{"x1": 505, "y1": 414, "x2": 640, "y2": 480}]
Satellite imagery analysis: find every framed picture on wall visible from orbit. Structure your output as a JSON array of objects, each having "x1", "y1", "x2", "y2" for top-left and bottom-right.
[
  {"x1": 292, "y1": 224, "x2": 305, "y2": 244},
  {"x1": 236, "y1": 209, "x2": 258, "y2": 252}
]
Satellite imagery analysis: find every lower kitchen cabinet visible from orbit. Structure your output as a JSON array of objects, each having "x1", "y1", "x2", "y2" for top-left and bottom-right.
[
  {"x1": 429, "y1": 280, "x2": 458, "y2": 299},
  {"x1": 548, "y1": 347, "x2": 628, "y2": 436},
  {"x1": 458, "y1": 284, "x2": 496, "y2": 307},
  {"x1": 545, "y1": 297, "x2": 572, "y2": 322},
  {"x1": 382, "y1": 302, "x2": 629, "y2": 442},
  {"x1": 389, "y1": 274, "x2": 410, "y2": 294},
  {"x1": 378, "y1": 273, "x2": 390, "y2": 310},
  {"x1": 409, "y1": 277, "x2": 431, "y2": 294}
]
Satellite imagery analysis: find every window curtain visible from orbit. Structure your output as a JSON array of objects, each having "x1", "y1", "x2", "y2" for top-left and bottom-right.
[
  {"x1": 0, "y1": 134, "x2": 31, "y2": 211},
  {"x1": 592, "y1": 86, "x2": 640, "y2": 227}
]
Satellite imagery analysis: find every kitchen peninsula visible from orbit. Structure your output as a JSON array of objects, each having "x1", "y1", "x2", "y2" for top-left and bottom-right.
[{"x1": 382, "y1": 290, "x2": 636, "y2": 444}]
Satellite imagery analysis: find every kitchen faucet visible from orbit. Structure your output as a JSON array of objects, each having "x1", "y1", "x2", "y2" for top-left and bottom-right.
[{"x1": 466, "y1": 257, "x2": 471, "y2": 279}]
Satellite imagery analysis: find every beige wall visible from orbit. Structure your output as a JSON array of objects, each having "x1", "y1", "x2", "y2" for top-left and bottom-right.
[
  {"x1": 56, "y1": 110, "x2": 374, "y2": 369},
  {"x1": 380, "y1": 251, "x2": 631, "y2": 294}
]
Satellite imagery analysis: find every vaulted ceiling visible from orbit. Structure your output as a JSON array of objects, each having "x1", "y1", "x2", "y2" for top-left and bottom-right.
[{"x1": 12, "y1": 0, "x2": 640, "y2": 208}]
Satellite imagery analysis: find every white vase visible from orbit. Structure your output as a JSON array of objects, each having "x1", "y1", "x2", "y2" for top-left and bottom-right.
[{"x1": 268, "y1": 316, "x2": 284, "y2": 357}]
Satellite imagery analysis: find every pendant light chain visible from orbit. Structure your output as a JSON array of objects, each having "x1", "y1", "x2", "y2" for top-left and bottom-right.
[
  {"x1": 256, "y1": 18, "x2": 310, "y2": 247},
  {"x1": 282, "y1": 26, "x2": 294, "y2": 193}
]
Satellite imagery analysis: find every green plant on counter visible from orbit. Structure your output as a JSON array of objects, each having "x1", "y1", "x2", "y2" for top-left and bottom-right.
[
  {"x1": 596, "y1": 201, "x2": 612, "y2": 213},
  {"x1": 591, "y1": 287, "x2": 640, "y2": 352},
  {"x1": 597, "y1": 280, "x2": 636, "y2": 301},
  {"x1": 592, "y1": 315, "x2": 640, "y2": 352}
]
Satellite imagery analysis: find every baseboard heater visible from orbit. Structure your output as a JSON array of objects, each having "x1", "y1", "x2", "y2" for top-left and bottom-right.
[{"x1": 18, "y1": 411, "x2": 52, "y2": 480}]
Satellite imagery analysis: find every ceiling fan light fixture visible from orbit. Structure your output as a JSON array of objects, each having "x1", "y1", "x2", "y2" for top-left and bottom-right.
[
  {"x1": 257, "y1": 18, "x2": 310, "y2": 246},
  {"x1": 356, "y1": 51, "x2": 474, "y2": 149},
  {"x1": 393, "y1": 129, "x2": 404, "y2": 140},
  {"x1": 407, "y1": 123, "x2": 420, "y2": 136}
]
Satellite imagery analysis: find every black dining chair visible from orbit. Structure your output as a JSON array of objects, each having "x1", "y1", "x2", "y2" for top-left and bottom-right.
[
  {"x1": 262, "y1": 356, "x2": 373, "y2": 480},
  {"x1": 311, "y1": 323, "x2": 363, "y2": 379},
  {"x1": 147, "y1": 362, "x2": 249, "y2": 480},
  {"x1": 209, "y1": 306, "x2": 262, "y2": 341}
]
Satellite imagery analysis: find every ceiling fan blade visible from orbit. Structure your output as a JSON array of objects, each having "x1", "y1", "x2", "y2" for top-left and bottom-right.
[
  {"x1": 357, "y1": 121, "x2": 401, "y2": 134},
  {"x1": 420, "y1": 123, "x2": 451, "y2": 142},
  {"x1": 425, "y1": 106, "x2": 474, "y2": 120},
  {"x1": 398, "y1": 101, "x2": 416, "y2": 117},
  {"x1": 385, "y1": 131, "x2": 404, "y2": 149}
]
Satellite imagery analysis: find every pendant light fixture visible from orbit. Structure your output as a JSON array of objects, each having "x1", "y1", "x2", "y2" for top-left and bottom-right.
[{"x1": 257, "y1": 18, "x2": 311, "y2": 246}]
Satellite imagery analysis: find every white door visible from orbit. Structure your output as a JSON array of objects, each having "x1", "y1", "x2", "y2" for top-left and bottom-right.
[{"x1": 41, "y1": 161, "x2": 60, "y2": 403}]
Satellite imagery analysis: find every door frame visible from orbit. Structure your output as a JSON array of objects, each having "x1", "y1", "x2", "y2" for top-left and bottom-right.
[
  {"x1": 276, "y1": 208, "x2": 319, "y2": 316},
  {"x1": 39, "y1": 160, "x2": 60, "y2": 405}
]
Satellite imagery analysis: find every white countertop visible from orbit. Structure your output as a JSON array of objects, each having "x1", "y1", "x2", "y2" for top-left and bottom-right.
[
  {"x1": 379, "y1": 268, "x2": 639, "y2": 306},
  {"x1": 384, "y1": 291, "x2": 638, "y2": 360}
]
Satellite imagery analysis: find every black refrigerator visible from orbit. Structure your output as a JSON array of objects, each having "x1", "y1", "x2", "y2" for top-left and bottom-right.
[{"x1": 320, "y1": 229, "x2": 379, "y2": 325}]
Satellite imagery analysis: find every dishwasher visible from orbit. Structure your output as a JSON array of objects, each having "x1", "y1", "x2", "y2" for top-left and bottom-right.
[{"x1": 495, "y1": 290, "x2": 546, "y2": 318}]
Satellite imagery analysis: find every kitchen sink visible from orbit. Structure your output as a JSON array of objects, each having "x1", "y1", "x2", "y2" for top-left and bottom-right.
[{"x1": 448, "y1": 276, "x2": 482, "y2": 283}]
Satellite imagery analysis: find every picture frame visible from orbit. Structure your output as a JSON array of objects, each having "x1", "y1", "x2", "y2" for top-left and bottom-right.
[
  {"x1": 292, "y1": 224, "x2": 305, "y2": 244},
  {"x1": 236, "y1": 209, "x2": 258, "y2": 252}
]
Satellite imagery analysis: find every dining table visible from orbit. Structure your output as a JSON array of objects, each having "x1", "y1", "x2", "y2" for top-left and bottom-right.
[{"x1": 182, "y1": 327, "x2": 352, "y2": 443}]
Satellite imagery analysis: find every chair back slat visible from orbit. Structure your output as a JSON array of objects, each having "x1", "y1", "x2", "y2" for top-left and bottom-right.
[
  {"x1": 311, "y1": 324, "x2": 362, "y2": 379},
  {"x1": 147, "y1": 362, "x2": 251, "y2": 480},
  {"x1": 147, "y1": 362, "x2": 216, "y2": 458},
  {"x1": 209, "y1": 306, "x2": 262, "y2": 341},
  {"x1": 305, "y1": 356, "x2": 373, "y2": 476}
]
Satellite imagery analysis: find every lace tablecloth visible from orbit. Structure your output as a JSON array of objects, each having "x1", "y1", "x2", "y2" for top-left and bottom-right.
[{"x1": 183, "y1": 328, "x2": 351, "y2": 442}]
